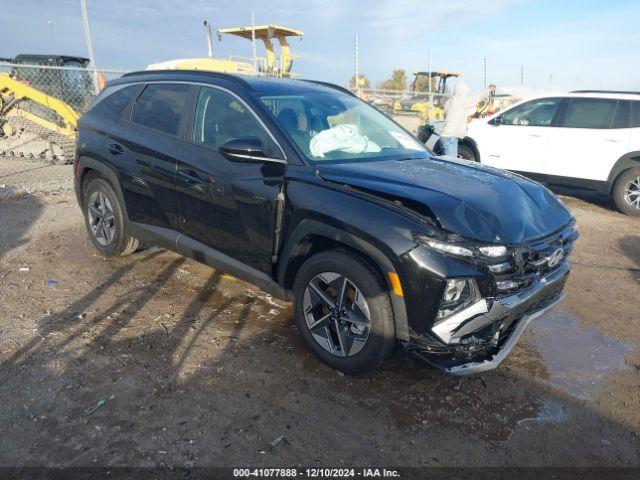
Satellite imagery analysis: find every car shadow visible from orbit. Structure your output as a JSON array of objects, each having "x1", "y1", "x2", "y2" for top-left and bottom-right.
[
  {"x1": 618, "y1": 235, "x2": 640, "y2": 282},
  {"x1": 0, "y1": 192, "x2": 43, "y2": 260},
  {"x1": 0, "y1": 249, "x2": 638, "y2": 467}
]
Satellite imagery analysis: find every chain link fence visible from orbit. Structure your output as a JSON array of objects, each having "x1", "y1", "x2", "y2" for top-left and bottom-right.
[{"x1": 0, "y1": 62, "x2": 131, "y2": 115}]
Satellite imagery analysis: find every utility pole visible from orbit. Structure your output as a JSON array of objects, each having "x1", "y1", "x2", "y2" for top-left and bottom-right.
[
  {"x1": 427, "y1": 48, "x2": 432, "y2": 123},
  {"x1": 251, "y1": 12, "x2": 257, "y2": 74},
  {"x1": 483, "y1": 57, "x2": 487, "y2": 88},
  {"x1": 204, "y1": 21, "x2": 214, "y2": 58},
  {"x1": 80, "y1": 0, "x2": 99, "y2": 94},
  {"x1": 520, "y1": 65, "x2": 524, "y2": 87},
  {"x1": 48, "y1": 20, "x2": 56, "y2": 51},
  {"x1": 354, "y1": 34, "x2": 359, "y2": 96}
]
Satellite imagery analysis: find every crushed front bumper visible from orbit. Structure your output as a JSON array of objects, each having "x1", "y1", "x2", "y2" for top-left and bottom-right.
[{"x1": 408, "y1": 261, "x2": 569, "y2": 375}]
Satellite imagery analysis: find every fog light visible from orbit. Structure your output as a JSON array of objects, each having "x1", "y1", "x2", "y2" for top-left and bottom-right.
[{"x1": 436, "y1": 278, "x2": 479, "y2": 320}]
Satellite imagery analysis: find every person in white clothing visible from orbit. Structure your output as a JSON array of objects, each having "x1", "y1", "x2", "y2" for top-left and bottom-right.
[{"x1": 440, "y1": 81, "x2": 496, "y2": 157}]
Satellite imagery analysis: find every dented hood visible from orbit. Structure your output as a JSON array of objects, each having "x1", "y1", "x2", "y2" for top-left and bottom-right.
[{"x1": 317, "y1": 157, "x2": 573, "y2": 244}]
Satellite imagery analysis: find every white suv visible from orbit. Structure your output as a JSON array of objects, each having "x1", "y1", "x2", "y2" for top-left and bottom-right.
[{"x1": 459, "y1": 91, "x2": 640, "y2": 216}]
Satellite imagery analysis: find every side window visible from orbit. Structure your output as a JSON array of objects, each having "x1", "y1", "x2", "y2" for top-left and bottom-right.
[
  {"x1": 192, "y1": 87, "x2": 281, "y2": 158},
  {"x1": 611, "y1": 100, "x2": 630, "y2": 129},
  {"x1": 631, "y1": 101, "x2": 640, "y2": 128},
  {"x1": 500, "y1": 98, "x2": 561, "y2": 126},
  {"x1": 559, "y1": 98, "x2": 617, "y2": 129},
  {"x1": 91, "y1": 85, "x2": 139, "y2": 121},
  {"x1": 131, "y1": 83, "x2": 190, "y2": 136}
]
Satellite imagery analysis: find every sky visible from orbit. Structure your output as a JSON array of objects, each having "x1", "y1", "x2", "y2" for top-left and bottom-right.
[{"x1": 2, "y1": 0, "x2": 640, "y2": 93}]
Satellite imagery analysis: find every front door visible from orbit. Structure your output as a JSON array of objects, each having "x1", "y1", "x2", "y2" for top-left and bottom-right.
[
  {"x1": 477, "y1": 97, "x2": 563, "y2": 174},
  {"x1": 175, "y1": 86, "x2": 286, "y2": 274}
]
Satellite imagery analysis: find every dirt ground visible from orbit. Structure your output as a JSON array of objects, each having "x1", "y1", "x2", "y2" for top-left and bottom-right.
[{"x1": 0, "y1": 157, "x2": 639, "y2": 468}]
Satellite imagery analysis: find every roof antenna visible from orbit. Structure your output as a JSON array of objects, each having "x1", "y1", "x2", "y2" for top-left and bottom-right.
[{"x1": 204, "y1": 20, "x2": 214, "y2": 58}]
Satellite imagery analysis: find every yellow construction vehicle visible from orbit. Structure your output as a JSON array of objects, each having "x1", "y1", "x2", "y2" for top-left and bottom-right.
[
  {"x1": 0, "y1": 54, "x2": 95, "y2": 163},
  {"x1": 147, "y1": 24, "x2": 303, "y2": 77},
  {"x1": 393, "y1": 71, "x2": 461, "y2": 121}
]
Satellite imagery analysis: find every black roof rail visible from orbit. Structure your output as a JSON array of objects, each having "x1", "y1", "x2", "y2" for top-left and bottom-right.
[
  {"x1": 121, "y1": 69, "x2": 253, "y2": 89},
  {"x1": 571, "y1": 89, "x2": 640, "y2": 95},
  {"x1": 300, "y1": 79, "x2": 356, "y2": 96}
]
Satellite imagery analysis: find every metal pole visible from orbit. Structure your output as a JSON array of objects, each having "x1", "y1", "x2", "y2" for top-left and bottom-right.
[
  {"x1": 483, "y1": 57, "x2": 487, "y2": 88},
  {"x1": 48, "y1": 20, "x2": 56, "y2": 51},
  {"x1": 204, "y1": 21, "x2": 214, "y2": 58},
  {"x1": 427, "y1": 48, "x2": 432, "y2": 123},
  {"x1": 354, "y1": 34, "x2": 359, "y2": 96},
  {"x1": 251, "y1": 12, "x2": 257, "y2": 74},
  {"x1": 80, "y1": 0, "x2": 99, "y2": 94}
]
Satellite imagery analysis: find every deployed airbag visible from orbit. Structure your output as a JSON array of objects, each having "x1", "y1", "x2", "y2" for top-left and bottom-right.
[{"x1": 310, "y1": 124, "x2": 381, "y2": 158}]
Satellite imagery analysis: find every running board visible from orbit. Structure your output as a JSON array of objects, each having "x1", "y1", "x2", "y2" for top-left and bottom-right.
[{"x1": 128, "y1": 222, "x2": 287, "y2": 300}]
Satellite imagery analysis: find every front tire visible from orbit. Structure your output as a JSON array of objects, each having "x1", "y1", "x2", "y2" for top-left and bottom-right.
[
  {"x1": 292, "y1": 251, "x2": 396, "y2": 373},
  {"x1": 82, "y1": 177, "x2": 139, "y2": 256},
  {"x1": 613, "y1": 168, "x2": 640, "y2": 217}
]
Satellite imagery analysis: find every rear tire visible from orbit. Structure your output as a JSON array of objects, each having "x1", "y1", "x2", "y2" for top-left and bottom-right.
[
  {"x1": 82, "y1": 177, "x2": 139, "y2": 256},
  {"x1": 292, "y1": 250, "x2": 396, "y2": 373},
  {"x1": 458, "y1": 143, "x2": 477, "y2": 162},
  {"x1": 613, "y1": 168, "x2": 640, "y2": 217}
]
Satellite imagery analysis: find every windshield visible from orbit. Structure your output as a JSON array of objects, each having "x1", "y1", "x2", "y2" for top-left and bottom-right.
[{"x1": 259, "y1": 91, "x2": 427, "y2": 163}]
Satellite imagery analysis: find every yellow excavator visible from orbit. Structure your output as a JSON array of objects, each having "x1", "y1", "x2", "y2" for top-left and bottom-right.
[
  {"x1": 0, "y1": 24, "x2": 303, "y2": 165},
  {"x1": 0, "y1": 54, "x2": 95, "y2": 163},
  {"x1": 393, "y1": 71, "x2": 461, "y2": 121},
  {"x1": 147, "y1": 23, "x2": 303, "y2": 77}
]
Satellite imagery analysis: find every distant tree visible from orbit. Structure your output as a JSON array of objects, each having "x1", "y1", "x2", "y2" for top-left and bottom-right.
[
  {"x1": 349, "y1": 74, "x2": 371, "y2": 90},
  {"x1": 380, "y1": 69, "x2": 407, "y2": 91}
]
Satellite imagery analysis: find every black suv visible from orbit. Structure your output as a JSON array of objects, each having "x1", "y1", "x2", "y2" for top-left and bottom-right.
[{"x1": 74, "y1": 71, "x2": 577, "y2": 374}]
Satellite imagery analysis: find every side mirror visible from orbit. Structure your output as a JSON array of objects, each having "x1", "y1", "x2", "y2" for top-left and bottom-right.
[
  {"x1": 219, "y1": 136, "x2": 285, "y2": 164},
  {"x1": 489, "y1": 116, "x2": 504, "y2": 126}
]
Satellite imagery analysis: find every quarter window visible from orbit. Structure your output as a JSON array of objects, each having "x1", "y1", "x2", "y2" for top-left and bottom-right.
[
  {"x1": 559, "y1": 98, "x2": 617, "y2": 129},
  {"x1": 631, "y1": 101, "x2": 640, "y2": 128},
  {"x1": 192, "y1": 87, "x2": 281, "y2": 158},
  {"x1": 500, "y1": 98, "x2": 561, "y2": 127},
  {"x1": 91, "y1": 85, "x2": 139, "y2": 121},
  {"x1": 611, "y1": 100, "x2": 630, "y2": 129},
  {"x1": 131, "y1": 83, "x2": 190, "y2": 136}
]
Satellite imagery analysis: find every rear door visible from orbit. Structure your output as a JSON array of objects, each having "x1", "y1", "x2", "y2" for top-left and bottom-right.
[
  {"x1": 476, "y1": 97, "x2": 562, "y2": 174},
  {"x1": 544, "y1": 98, "x2": 631, "y2": 182},
  {"x1": 121, "y1": 82, "x2": 194, "y2": 230},
  {"x1": 175, "y1": 85, "x2": 286, "y2": 274}
]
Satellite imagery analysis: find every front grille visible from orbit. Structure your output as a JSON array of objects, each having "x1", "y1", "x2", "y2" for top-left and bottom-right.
[{"x1": 491, "y1": 223, "x2": 577, "y2": 293}]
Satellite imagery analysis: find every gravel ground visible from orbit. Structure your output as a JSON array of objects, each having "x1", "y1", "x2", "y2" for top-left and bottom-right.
[{"x1": 0, "y1": 157, "x2": 639, "y2": 468}]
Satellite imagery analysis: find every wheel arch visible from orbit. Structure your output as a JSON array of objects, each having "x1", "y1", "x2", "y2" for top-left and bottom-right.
[
  {"x1": 277, "y1": 220, "x2": 410, "y2": 341},
  {"x1": 461, "y1": 136, "x2": 480, "y2": 162},
  {"x1": 606, "y1": 151, "x2": 640, "y2": 194},
  {"x1": 76, "y1": 156, "x2": 129, "y2": 220}
]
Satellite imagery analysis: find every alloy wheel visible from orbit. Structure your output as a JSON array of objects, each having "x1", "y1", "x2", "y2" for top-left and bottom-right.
[
  {"x1": 302, "y1": 272, "x2": 371, "y2": 357},
  {"x1": 87, "y1": 191, "x2": 116, "y2": 246},
  {"x1": 624, "y1": 176, "x2": 640, "y2": 209}
]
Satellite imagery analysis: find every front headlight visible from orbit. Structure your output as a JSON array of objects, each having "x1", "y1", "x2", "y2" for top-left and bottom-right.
[
  {"x1": 423, "y1": 239, "x2": 474, "y2": 257},
  {"x1": 436, "y1": 278, "x2": 480, "y2": 320}
]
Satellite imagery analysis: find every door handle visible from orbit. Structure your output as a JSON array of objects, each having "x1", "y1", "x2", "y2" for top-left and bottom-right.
[
  {"x1": 108, "y1": 143, "x2": 124, "y2": 156},
  {"x1": 178, "y1": 169, "x2": 207, "y2": 184},
  {"x1": 529, "y1": 133, "x2": 542, "y2": 138},
  {"x1": 604, "y1": 139, "x2": 619, "y2": 143}
]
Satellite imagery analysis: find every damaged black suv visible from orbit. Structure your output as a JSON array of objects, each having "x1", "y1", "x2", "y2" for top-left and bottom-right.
[{"x1": 74, "y1": 71, "x2": 577, "y2": 374}]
